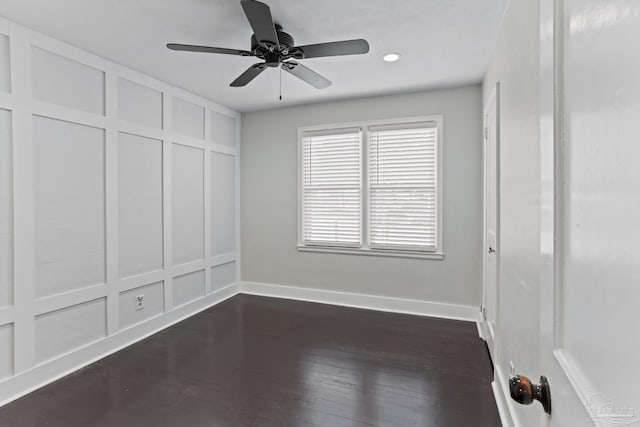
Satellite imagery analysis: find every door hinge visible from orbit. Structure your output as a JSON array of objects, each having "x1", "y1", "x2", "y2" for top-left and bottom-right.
[
  {"x1": 484, "y1": 126, "x2": 488, "y2": 140},
  {"x1": 481, "y1": 306, "x2": 487, "y2": 320}
]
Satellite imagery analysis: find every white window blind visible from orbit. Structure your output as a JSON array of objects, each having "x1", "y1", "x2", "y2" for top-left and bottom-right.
[
  {"x1": 369, "y1": 123, "x2": 438, "y2": 250},
  {"x1": 302, "y1": 129, "x2": 361, "y2": 247}
]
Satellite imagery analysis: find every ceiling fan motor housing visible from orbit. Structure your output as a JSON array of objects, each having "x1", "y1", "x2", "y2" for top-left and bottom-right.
[{"x1": 251, "y1": 24, "x2": 302, "y2": 66}]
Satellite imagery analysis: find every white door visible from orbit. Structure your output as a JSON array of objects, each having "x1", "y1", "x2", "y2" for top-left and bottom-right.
[
  {"x1": 537, "y1": 0, "x2": 640, "y2": 426},
  {"x1": 482, "y1": 84, "x2": 499, "y2": 362}
]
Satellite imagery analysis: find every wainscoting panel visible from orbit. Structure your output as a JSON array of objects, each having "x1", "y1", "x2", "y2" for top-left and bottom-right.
[
  {"x1": 211, "y1": 262, "x2": 236, "y2": 293},
  {"x1": 33, "y1": 117, "x2": 106, "y2": 298},
  {"x1": 34, "y1": 298, "x2": 107, "y2": 364},
  {"x1": 0, "y1": 34, "x2": 9, "y2": 93},
  {"x1": 211, "y1": 151, "x2": 236, "y2": 256},
  {"x1": 0, "y1": 323, "x2": 12, "y2": 380},
  {"x1": 0, "y1": 109, "x2": 12, "y2": 308},
  {"x1": 31, "y1": 46, "x2": 104, "y2": 115},
  {"x1": 172, "y1": 144, "x2": 205, "y2": 265},
  {"x1": 118, "y1": 78, "x2": 163, "y2": 129},
  {"x1": 118, "y1": 281, "x2": 165, "y2": 330},
  {"x1": 118, "y1": 132, "x2": 163, "y2": 278},
  {"x1": 172, "y1": 96, "x2": 205, "y2": 140},
  {"x1": 210, "y1": 109, "x2": 236, "y2": 147},
  {"x1": 173, "y1": 270, "x2": 206, "y2": 308}
]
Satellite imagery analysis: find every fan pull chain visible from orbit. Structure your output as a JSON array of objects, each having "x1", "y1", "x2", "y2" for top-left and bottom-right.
[{"x1": 279, "y1": 66, "x2": 283, "y2": 101}]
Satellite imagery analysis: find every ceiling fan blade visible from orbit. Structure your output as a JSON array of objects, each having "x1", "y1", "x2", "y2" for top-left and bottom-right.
[
  {"x1": 230, "y1": 63, "x2": 267, "y2": 87},
  {"x1": 167, "y1": 43, "x2": 253, "y2": 56},
  {"x1": 295, "y1": 39, "x2": 369, "y2": 59},
  {"x1": 240, "y1": 0, "x2": 280, "y2": 49},
  {"x1": 282, "y1": 61, "x2": 331, "y2": 89}
]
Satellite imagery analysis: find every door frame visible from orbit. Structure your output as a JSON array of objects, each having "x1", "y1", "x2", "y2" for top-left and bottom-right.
[{"x1": 481, "y1": 82, "x2": 500, "y2": 363}]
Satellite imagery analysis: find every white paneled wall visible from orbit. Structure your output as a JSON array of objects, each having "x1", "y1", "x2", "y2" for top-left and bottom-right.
[
  {"x1": 172, "y1": 144, "x2": 205, "y2": 265},
  {"x1": 0, "y1": 109, "x2": 11, "y2": 309},
  {"x1": 34, "y1": 298, "x2": 107, "y2": 364},
  {"x1": 0, "y1": 34, "x2": 9, "y2": 93},
  {"x1": 211, "y1": 110, "x2": 237, "y2": 147},
  {"x1": 31, "y1": 47, "x2": 105, "y2": 115},
  {"x1": 118, "y1": 78, "x2": 163, "y2": 129},
  {"x1": 212, "y1": 262, "x2": 237, "y2": 292},
  {"x1": 118, "y1": 133, "x2": 163, "y2": 278},
  {"x1": 173, "y1": 97, "x2": 205, "y2": 140},
  {"x1": 173, "y1": 270, "x2": 206, "y2": 308},
  {"x1": 33, "y1": 117, "x2": 106, "y2": 298},
  {"x1": 0, "y1": 17, "x2": 240, "y2": 405},
  {"x1": 211, "y1": 152, "x2": 236, "y2": 255},
  {"x1": 118, "y1": 281, "x2": 164, "y2": 330},
  {"x1": 0, "y1": 324, "x2": 12, "y2": 380}
]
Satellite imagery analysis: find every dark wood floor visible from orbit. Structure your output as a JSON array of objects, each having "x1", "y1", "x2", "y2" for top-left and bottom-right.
[{"x1": 0, "y1": 295, "x2": 500, "y2": 426}]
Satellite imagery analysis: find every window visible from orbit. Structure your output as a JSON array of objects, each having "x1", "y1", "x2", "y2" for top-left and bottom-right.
[
  {"x1": 301, "y1": 128, "x2": 362, "y2": 247},
  {"x1": 298, "y1": 117, "x2": 443, "y2": 258}
]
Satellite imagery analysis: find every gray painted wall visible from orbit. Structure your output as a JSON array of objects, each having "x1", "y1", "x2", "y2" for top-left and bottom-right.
[{"x1": 241, "y1": 86, "x2": 483, "y2": 307}]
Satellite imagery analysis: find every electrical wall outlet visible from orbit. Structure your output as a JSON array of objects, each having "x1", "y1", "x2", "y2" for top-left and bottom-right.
[{"x1": 135, "y1": 294, "x2": 145, "y2": 311}]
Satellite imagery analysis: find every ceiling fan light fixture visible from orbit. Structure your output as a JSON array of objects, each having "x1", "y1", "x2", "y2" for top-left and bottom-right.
[{"x1": 383, "y1": 53, "x2": 400, "y2": 62}]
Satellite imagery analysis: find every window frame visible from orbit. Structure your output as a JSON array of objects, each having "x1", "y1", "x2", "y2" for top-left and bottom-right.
[{"x1": 297, "y1": 115, "x2": 444, "y2": 260}]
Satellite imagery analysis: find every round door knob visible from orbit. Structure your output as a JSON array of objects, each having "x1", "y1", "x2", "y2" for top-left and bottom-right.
[{"x1": 509, "y1": 374, "x2": 552, "y2": 414}]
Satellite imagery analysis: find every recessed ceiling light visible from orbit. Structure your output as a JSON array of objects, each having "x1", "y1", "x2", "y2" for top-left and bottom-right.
[{"x1": 383, "y1": 53, "x2": 400, "y2": 62}]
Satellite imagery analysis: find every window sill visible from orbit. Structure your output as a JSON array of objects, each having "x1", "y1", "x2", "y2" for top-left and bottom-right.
[{"x1": 296, "y1": 245, "x2": 445, "y2": 260}]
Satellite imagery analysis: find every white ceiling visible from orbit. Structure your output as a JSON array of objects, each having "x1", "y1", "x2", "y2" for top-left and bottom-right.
[{"x1": 0, "y1": 0, "x2": 507, "y2": 112}]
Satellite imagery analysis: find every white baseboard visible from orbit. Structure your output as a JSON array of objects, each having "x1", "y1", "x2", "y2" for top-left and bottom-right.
[
  {"x1": 0, "y1": 283, "x2": 240, "y2": 408},
  {"x1": 476, "y1": 310, "x2": 485, "y2": 340},
  {"x1": 493, "y1": 380, "x2": 512, "y2": 427},
  {"x1": 240, "y1": 281, "x2": 478, "y2": 322}
]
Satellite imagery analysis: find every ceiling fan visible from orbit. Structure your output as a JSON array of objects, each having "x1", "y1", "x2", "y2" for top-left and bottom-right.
[{"x1": 167, "y1": 0, "x2": 370, "y2": 89}]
